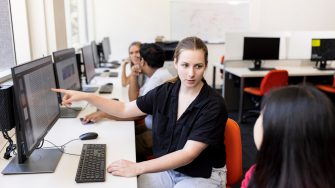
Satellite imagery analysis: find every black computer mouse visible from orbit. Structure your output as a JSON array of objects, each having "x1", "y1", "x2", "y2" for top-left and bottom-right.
[
  {"x1": 79, "y1": 132, "x2": 98, "y2": 140},
  {"x1": 106, "y1": 83, "x2": 113, "y2": 86},
  {"x1": 104, "y1": 69, "x2": 110, "y2": 72}
]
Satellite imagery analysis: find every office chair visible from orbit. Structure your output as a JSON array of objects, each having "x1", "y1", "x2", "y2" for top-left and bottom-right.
[
  {"x1": 243, "y1": 70, "x2": 289, "y2": 121},
  {"x1": 316, "y1": 75, "x2": 335, "y2": 94},
  {"x1": 225, "y1": 118, "x2": 243, "y2": 188}
]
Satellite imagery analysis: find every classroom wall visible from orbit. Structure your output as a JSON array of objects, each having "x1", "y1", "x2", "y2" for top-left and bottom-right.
[
  {"x1": 92, "y1": 0, "x2": 171, "y2": 61},
  {"x1": 258, "y1": 0, "x2": 335, "y2": 31}
]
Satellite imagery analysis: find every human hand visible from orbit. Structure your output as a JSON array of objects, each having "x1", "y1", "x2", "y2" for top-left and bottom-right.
[
  {"x1": 130, "y1": 64, "x2": 142, "y2": 76},
  {"x1": 83, "y1": 111, "x2": 107, "y2": 123},
  {"x1": 107, "y1": 159, "x2": 143, "y2": 177},
  {"x1": 122, "y1": 58, "x2": 131, "y2": 67},
  {"x1": 51, "y1": 88, "x2": 89, "y2": 107}
]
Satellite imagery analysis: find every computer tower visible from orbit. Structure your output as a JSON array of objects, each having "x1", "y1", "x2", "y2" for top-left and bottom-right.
[{"x1": 0, "y1": 85, "x2": 15, "y2": 131}]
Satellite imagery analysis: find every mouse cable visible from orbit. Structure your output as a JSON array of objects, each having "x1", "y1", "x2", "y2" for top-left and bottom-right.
[
  {"x1": 1, "y1": 130, "x2": 16, "y2": 160},
  {"x1": 43, "y1": 139, "x2": 80, "y2": 156}
]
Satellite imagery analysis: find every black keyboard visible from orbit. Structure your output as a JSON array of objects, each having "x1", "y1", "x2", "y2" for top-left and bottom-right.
[
  {"x1": 75, "y1": 144, "x2": 106, "y2": 183},
  {"x1": 99, "y1": 84, "x2": 113, "y2": 94}
]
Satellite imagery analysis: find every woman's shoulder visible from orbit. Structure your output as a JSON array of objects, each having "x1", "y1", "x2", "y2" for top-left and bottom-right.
[{"x1": 241, "y1": 164, "x2": 256, "y2": 188}]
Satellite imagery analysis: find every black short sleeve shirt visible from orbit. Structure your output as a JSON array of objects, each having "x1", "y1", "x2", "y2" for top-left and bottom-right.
[{"x1": 136, "y1": 79, "x2": 228, "y2": 178}]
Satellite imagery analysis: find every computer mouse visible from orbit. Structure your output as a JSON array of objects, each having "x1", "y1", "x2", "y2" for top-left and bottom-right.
[
  {"x1": 79, "y1": 132, "x2": 98, "y2": 140},
  {"x1": 106, "y1": 82, "x2": 113, "y2": 86},
  {"x1": 104, "y1": 69, "x2": 110, "y2": 72}
]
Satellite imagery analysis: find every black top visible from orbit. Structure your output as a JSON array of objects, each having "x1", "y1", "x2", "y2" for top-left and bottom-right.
[{"x1": 136, "y1": 79, "x2": 228, "y2": 178}]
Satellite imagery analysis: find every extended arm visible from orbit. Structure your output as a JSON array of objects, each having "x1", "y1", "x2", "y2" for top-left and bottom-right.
[
  {"x1": 52, "y1": 88, "x2": 145, "y2": 118},
  {"x1": 107, "y1": 140, "x2": 207, "y2": 177},
  {"x1": 83, "y1": 111, "x2": 145, "y2": 122}
]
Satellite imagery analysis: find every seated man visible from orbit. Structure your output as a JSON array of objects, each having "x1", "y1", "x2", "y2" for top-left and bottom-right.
[{"x1": 83, "y1": 43, "x2": 174, "y2": 161}]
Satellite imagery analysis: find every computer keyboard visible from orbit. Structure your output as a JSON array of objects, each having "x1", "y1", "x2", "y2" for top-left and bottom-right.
[
  {"x1": 99, "y1": 84, "x2": 113, "y2": 94},
  {"x1": 75, "y1": 144, "x2": 106, "y2": 183}
]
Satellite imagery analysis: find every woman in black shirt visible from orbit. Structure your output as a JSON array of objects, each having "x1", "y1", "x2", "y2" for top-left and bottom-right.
[{"x1": 53, "y1": 36, "x2": 228, "y2": 188}]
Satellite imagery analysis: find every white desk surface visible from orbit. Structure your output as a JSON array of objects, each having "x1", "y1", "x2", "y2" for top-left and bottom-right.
[
  {"x1": 0, "y1": 71, "x2": 137, "y2": 188},
  {"x1": 225, "y1": 66, "x2": 334, "y2": 78}
]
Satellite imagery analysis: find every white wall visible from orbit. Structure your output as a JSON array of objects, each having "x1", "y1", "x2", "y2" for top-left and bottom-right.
[
  {"x1": 92, "y1": 0, "x2": 170, "y2": 61},
  {"x1": 257, "y1": 0, "x2": 335, "y2": 31}
]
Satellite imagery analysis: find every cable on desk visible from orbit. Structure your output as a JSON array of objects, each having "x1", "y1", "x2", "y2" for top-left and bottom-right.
[
  {"x1": 44, "y1": 139, "x2": 81, "y2": 156},
  {"x1": 1, "y1": 131, "x2": 16, "y2": 159}
]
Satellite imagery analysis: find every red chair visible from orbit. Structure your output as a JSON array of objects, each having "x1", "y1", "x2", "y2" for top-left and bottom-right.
[
  {"x1": 225, "y1": 118, "x2": 243, "y2": 187},
  {"x1": 243, "y1": 70, "x2": 289, "y2": 120},
  {"x1": 316, "y1": 76, "x2": 335, "y2": 94}
]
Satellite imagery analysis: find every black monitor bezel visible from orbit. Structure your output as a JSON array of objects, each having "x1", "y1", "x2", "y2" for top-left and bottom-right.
[
  {"x1": 91, "y1": 41, "x2": 100, "y2": 68},
  {"x1": 311, "y1": 38, "x2": 335, "y2": 70},
  {"x1": 11, "y1": 56, "x2": 60, "y2": 161},
  {"x1": 81, "y1": 45, "x2": 96, "y2": 84},
  {"x1": 52, "y1": 48, "x2": 81, "y2": 96},
  {"x1": 243, "y1": 37, "x2": 280, "y2": 61},
  {"x1": 243, "y1": 37, "x2": 280, "y2": 70},
  {"x1": 102, "y1": 37, "x2": 111, "y2": 62}
]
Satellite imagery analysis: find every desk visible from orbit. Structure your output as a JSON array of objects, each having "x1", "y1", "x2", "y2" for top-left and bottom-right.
[
  {"x1": 0, "y1": 72, "x2": 137, "y2": 188},
  {"x1": 224, "y1": 66, "x2": 334, "y2": 123}
]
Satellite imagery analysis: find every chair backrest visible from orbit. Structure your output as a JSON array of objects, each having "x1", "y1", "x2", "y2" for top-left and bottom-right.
[
  {"x1": 260, "y1": 70, "x2": 289, "y2": 95},
  {"x1": 224, "y1": 118, "x2": 243, "y2": 187}
]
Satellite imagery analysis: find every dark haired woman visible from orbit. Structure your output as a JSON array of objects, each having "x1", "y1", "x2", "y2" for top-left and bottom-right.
[{"x1": 242, "y1": 85, "x2": 335, "y2": 188}]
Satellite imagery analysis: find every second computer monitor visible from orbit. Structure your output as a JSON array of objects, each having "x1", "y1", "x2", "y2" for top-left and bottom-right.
[
  {"x1": 91, "y1": 41, "x2": 100, "y2": 68},
  {"x1": 102, "y1": 37, "x2": 111, "y2": 62},
  {"x1": 82, "y1": 45, "x2": 97, "y2": 84},
  {"x1": 311, "y1": 38, "x2": 335, "y2": 70},
  {"x1": 53, "y1": 48, "x2": 81, "y2": 92},
  {"x1": 243, "y1": 37, "x2": 280, "y2": 70}
]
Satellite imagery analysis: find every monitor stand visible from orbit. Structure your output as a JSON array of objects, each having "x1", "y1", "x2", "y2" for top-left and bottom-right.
[
  {"x1": 249, "y1": 60, "x2": 275, "y2": 71},
  {"x1": 316, "y1": 60, "x2": 335, "y2": 71},
  {"x1": 2, "y1": 149, "x2": 63, "y2": 175},
  {"x1": 60, "y1": 106, "x2": 82, "y2": 118}
]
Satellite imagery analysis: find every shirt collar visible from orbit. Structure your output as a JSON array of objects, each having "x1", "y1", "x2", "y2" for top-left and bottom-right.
[{"x1": 171, "y1": 78, "x2": 211, "y2": 109}]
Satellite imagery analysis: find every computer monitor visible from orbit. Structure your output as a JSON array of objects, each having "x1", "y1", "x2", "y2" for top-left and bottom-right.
[
  {"x1": 311, "y1": 38, "x2": 335, "y2": 70},
  {"x1": 91, "y1": 41, "x2": 100, "y2": 68},
  {"x1": 53, "y1": 48, "x2": 81, "y2": 93},
  {"x1": 243, "y1": 37, "x2": 280, "y2": 71},
  {"x1": 2, "y1": 56, "x2": 62, "y2": 174},
  {"x1": 155, "y1": 41, "x2": 179, "y2": 61},
  {"x1": 102, "y1": 37, "x2": 111, "y2": 62},
  {"x1": 52, "y1": 48, "x2": 82, "y2": 118},
  {"x1": 82, "y1": 45, "x2": 97, "y2": 84}
]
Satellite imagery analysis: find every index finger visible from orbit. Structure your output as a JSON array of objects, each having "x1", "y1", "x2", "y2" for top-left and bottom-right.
[{"x1": 51, "y1": 88, "x2": 67, "y2": 93}]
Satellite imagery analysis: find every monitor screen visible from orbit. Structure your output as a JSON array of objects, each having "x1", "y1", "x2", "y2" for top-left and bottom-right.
[
  {"x1": 311, "y1": 39, "x2": 335, "y2": 61},
  {"x1": 243, "y1": 37, "x2": 280, "y2": 61},
  {"x1": 53, "y1": 48, "x2": 81, "y2": 94},
  {"x1": 155, "y1": 41, "x2": 178, "y2": 61},
  {"x1": 91, "y1": 41, "x2": 100, "y2": 68},
  {"x1": 102, "y1": 37, "x2": 111, "y2": 62},
  {"x1": 2, "y1": 56, "x2": 62, "y2": 174},
  {"x1": 81, "y1": 45, "x2": 96, "y2": 84}
]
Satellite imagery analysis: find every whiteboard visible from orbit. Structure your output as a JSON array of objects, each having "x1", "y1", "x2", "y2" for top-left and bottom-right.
[{"x1": 170, "y1": 0, "x2": 250, "y2": 43}]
